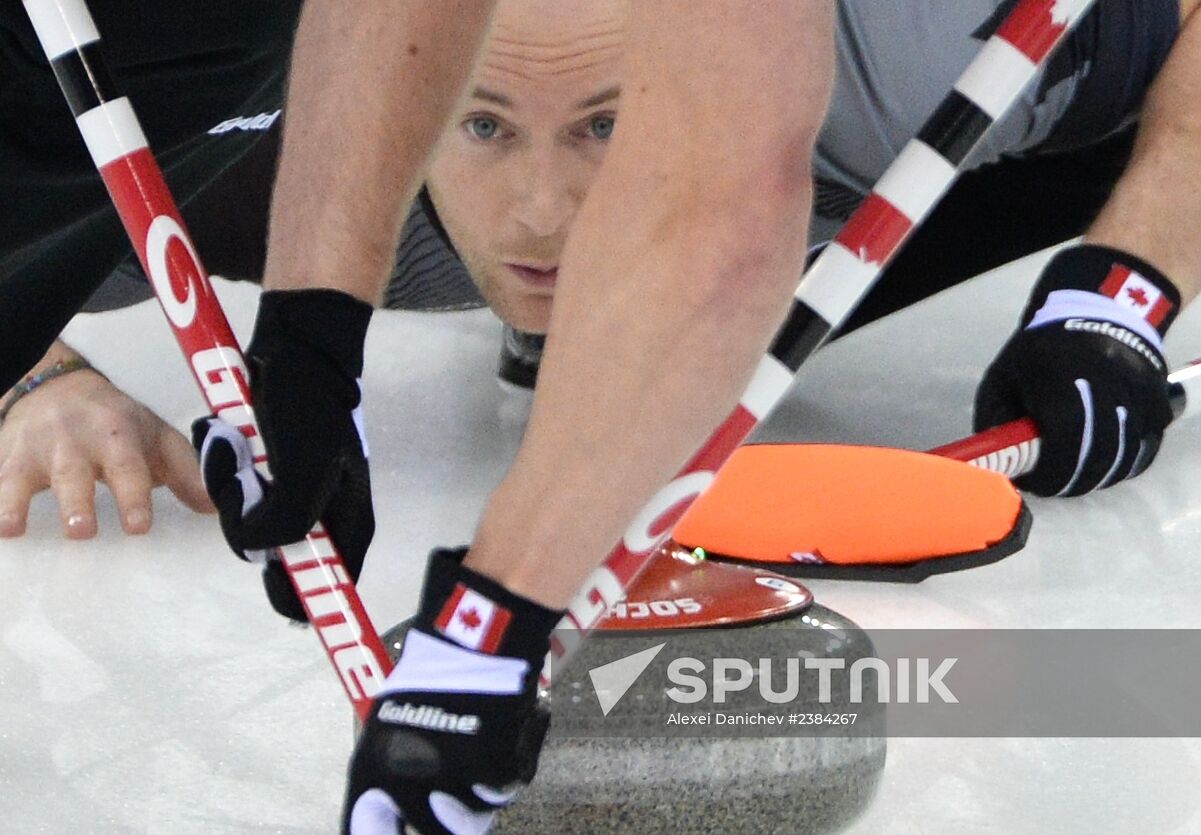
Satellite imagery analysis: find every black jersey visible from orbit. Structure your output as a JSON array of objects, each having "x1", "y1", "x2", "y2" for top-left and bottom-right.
[{"x1": 0, "y1": 1, "x2": 301, "y2": 389}]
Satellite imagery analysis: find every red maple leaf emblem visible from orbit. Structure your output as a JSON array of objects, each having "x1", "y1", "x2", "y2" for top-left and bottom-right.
[
  {"x1": 457, "y1": 607, "x2": 482, "y2": 630},
  {"x1": 1125, "y1": 286, "x2": 1150, "y2": 307}
]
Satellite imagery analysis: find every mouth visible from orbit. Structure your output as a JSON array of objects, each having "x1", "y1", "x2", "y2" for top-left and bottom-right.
[{"x1": 505, "y1": 263, "x2": 559, "y2": 289}]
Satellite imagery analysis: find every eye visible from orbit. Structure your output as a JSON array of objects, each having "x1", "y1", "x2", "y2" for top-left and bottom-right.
[
  {"x1": 588, "y1": 113, "x2": 615, "y2": 141},
  {"x1": 466, "y1": 115, "x2": 503, "y2": 141}
]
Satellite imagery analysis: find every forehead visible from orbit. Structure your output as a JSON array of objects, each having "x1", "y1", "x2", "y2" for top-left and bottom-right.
[{"x1": 478, "y1": 0, "x2": 625, "y2": 99}]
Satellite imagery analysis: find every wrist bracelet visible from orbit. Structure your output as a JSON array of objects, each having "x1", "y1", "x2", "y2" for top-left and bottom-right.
[{"x1": 0, "y1": 357, "x2": 98, "y2": 423}]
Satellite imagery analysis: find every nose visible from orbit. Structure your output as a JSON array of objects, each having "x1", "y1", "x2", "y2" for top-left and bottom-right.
[{"x1": 511, "y1": 150, "x2": 580, "y2": 239}]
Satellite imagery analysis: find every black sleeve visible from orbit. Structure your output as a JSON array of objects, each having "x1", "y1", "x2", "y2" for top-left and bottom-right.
[
  {"x1": 836, "y1": 124, "x2": 1135, "y2": 337},
  {"x1": 83, "y1": 183, "x2": 485, "y2": 322}
]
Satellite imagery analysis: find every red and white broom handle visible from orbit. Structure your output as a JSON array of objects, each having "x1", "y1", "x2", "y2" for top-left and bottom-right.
[
  {"x1": 549, "y1": 0, "x2": 1101, "y2": 677},
  {"x1": 932, "y1": 359, "x2": 1201, "y2": 476},
  {"x1": 23, "y1": 0, "x2": 390, "y2": 720}
]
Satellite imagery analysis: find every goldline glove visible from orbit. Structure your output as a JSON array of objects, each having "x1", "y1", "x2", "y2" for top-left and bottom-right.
[{"x1": 975, "y1": 244, "x2": 1179, "y2": 497}]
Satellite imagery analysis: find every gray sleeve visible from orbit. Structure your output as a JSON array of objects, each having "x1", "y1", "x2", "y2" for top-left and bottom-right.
[
  {"x1": 812, "y1": 0, "x2": 1078, "y2": 233},
  {"x1": 383, "y1": 195, "x2": 485, "y2": 312}
]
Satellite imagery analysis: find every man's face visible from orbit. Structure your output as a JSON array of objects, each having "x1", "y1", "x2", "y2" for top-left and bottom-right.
[{"x1": 426, "y1": 0, "x2": 624, "y2": 333}]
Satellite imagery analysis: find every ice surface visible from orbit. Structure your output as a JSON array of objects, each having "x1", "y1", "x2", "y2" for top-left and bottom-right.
[{"x1": 1, "y1": 247, "x2": 1199, "y2": 833}]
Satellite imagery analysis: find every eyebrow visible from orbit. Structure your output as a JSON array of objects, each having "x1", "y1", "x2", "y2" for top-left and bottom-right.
[
  {"x1": 471, "y1": 87, "x2": 514, "y2": 108},
  {"x1": 575, "y1": 85, "x2": 621, "y2": 110},
  {"x1": 469, "y1": 85, "x2": 621, "y2": 111}
]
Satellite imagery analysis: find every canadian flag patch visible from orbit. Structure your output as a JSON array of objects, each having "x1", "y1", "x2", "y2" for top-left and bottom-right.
[
  {"x1": 435, "y1": 584, "x2": 512, "y2": 653},
  {"x1": 1099, "y1": 264, "x2": 1173, "y2": 328}
]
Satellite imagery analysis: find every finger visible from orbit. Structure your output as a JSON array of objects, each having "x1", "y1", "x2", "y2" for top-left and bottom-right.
[
  {"x1": 1128, "y1": 434, "x2": 1160, "y2": 480},
  {"x1": 429, "y1": 793, "x2": 495, "y2": 835},
  {"x1": 973, "y1": 360, "x2": 1028, "y2": 431},
  {"x1": 347, "y1": 788, "x2": 403, "y2": 835},
  {"x1": 262, "y1": 560, "x2": 309, "y2": 622},
  {"x1": 1067, "y1": 390, "x2": 1123, "y2": 496},
  {"x1": 1108, "y1": 409, "x2": 1161, "y2": 486},
  {"x1": 0, "y1": 466, "x2": 40, "y2": 537},
  {"x1": 49, "y1": 456, "x2": 98, "y2": 539},
  {"x1": 193, "y1": 419, "x2": 265, "y2": 558},
  {"x1": 156, "y1": 426, "x2": 216, "y2": 514},
  {"x1": 1014, "y1": 378, "x2": 1091, "y2": 497},
  {"x1": 101, "y1": 444, "x2": 155, "y2": 535},
  {"x1": 1095, "y1": 405, "x2": 1135, "y2": 491},
  {"x1": 194, "y1": 418, "x2": 262, "y2": 514},
  {"x1": 1038, "y1": 378, "x2": 1098, "y2": 498}
]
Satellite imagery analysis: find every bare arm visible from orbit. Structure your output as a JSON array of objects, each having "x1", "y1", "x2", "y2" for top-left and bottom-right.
[
  {"x1": 264, "y1": 0, "x2": 500, "y2": 302},
  {"x1": 1086, "y1": 1, "x2": 1201, "y2": 301},
  {"x1": 468, "y1": 0, "x2": 836, "y2": 606}
]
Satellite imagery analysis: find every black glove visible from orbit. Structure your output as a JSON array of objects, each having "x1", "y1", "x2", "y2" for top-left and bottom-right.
[
  {"x1": 343, "y1": 547, "x2": 562, "y2": 835},
  {"x1": 192, "y1": 289, "x2": 375, "y2": 621},
  {"x1": 975, "y1": 245, "x2": 1179, "y2": 497}
]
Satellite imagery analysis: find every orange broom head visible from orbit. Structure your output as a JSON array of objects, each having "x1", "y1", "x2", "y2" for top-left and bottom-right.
[{"x1": 673, "y1": 443, "x2": 1024, "y2": 566}]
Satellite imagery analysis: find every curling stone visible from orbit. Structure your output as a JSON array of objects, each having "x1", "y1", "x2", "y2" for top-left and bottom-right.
[{"x1": 378, "y1": 546, "x2": 886, "y2": 834}]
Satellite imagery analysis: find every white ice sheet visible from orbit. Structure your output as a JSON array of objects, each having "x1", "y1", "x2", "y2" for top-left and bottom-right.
[{"x1": 2, "y1": 248, "x2": 1199, "y2": 834}]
